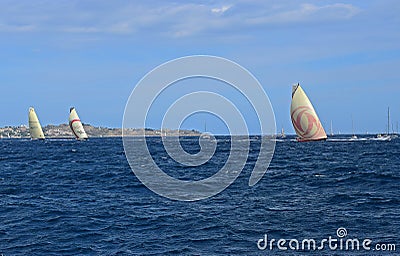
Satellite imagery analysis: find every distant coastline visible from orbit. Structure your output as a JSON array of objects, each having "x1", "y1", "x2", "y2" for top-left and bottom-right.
[{"x1": 0, "y1": 124, "x2": 201, "y2": 139}]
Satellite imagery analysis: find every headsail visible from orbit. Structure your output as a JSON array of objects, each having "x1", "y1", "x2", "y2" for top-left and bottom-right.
[
  {"x1": 28, "y1": 107, "x2": 45, "y2": 140},
  {"x1": 69, "y1": 107, "x2": 88, "y2": 140},
  {"x1": 290, "y1": 83, "x2": 327, "y2": 142}
]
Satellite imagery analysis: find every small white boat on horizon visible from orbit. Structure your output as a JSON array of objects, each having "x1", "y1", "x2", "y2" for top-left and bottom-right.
[
  {"x1": 350, "y1": 115, "x2": 357, "y2": 140},
  {"x1": 375, "y1": 134, "x2": 391, "y2": 141},
  {"x1": 350, "y1": 135, "x2": 358, "y2": 140}
]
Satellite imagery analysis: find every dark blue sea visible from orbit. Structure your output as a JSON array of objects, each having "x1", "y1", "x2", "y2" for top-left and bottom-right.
[{"x1": 1, "y1": 136, "x2": 399, "y2": 255}]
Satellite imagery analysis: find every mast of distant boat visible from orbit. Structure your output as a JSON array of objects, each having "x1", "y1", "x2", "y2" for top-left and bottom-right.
[
  {"x1": 330, "y1": 120, "x2": 333, "y2": 136},
  {"x1": 387, "y1": 107, "x2": 390, "y2": 136},
  {"x1": 351, "y1": 115, "x2": 357, "y2": 139},
  {"x1": 377, "y1": 107, "x2": 392, "y2": 140},
  {"x1": 201, "y1": 120, "x2": 211, "y2": 139}
]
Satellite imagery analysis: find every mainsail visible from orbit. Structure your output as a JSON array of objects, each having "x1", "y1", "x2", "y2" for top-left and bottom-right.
[
  {"x1": 290, "y1": 83, "x2": 327, "y2": 142},
  {"x1": 69, "y1": 107, "x2": 88, "y2": 140},
  {"x1": 28, "y1": 107, "x2": 45, "y2": 140}
]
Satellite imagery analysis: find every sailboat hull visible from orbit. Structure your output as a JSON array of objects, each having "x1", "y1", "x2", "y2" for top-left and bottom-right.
[{"x1": 296, "y1": 137, "x2": 326, "y2": 142}]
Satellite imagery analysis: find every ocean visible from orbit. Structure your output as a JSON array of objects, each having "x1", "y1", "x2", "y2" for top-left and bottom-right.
[{"x1": 0, "y1": 136, "x2": 399, "y2": 255}]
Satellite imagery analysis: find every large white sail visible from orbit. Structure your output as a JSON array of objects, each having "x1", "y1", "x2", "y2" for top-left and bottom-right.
[
  {"x1": 69, "y1": 107, "x2": 88, "y2": 140},
  {"x1": 28, "y1": 107, "x2": 45, "y2": 140},
  {"x1": 290, "y1": 83, "x2": 327, "y2": 142}
]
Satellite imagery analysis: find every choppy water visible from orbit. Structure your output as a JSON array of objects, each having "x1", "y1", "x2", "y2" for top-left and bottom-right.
[{"x1": 0, "y1": 136, "x2": 399, "y2": 255}]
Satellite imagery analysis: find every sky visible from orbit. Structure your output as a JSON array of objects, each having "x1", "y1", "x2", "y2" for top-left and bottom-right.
[{"x1": 0, "y1": 0, "x2": 399, "y2": 134}]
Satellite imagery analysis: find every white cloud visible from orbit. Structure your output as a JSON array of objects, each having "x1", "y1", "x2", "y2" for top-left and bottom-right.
[
  {"x1": 63, "y1": 27, "x2": 99, "y2": 33},
  {"x1": 0, "y1": 1, "x2": 362, "y2": 37},
  {"x1": 211, "y1": 5, "x2": 232, "y2": 14},
  {"x1": 0, "y1": 23, "x2": 36, "y2": 32},
  {"x1": 246, "y1": 3, "x2": 361, "y2": 25}
]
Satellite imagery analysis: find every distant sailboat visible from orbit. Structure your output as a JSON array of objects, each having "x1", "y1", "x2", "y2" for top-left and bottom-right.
[
  {"x1": 201, "y1": 121, "x2": 211, "y2": 139},
  {"x1": 69, "y1": 107, "x2": 88, "y2": 140},
  {"x1": 330, "y1": 120, "x2": 334, "y2": 137},
  {"x1": 28, "y1": 107, "x2": 45, "y2": 140},
  {"x1": 350, "y1": 115, "x2": 357, "y2": 140},
  {"x1": 290, "y1": 83, "x2": 327, "y2": 142},
  {"x1": 377, "y1": 107, "x2": 392, "y2": 140},
  {"x1": 280, "y1": 127, "x2": 286, "y2": 138}
]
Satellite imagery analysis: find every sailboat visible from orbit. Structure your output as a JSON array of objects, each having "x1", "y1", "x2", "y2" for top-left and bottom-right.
[
  {"x1": 280, "y1": 127, "x2": 286, "y2": 138},
  {"x1": 330, "y1": 120, "x2": 334, "y2": 137},
  {"x1": 376, "y1": 107, "x2": 392, "y2": 141},
  {"x1": 350, "y1": 115, "x2": 357, "y2": 140},
  {"x1": 69, "y1": 107, "x2": 88, "y2": 140},
  {"x1": 200, "y1": 121, "x2": 211, "y2": 139},
  {"x1": 28, "y1": 107, "x2": 45, "y2": 140},
  {"x1": 290, "y1": 83, "x2": 327, "y2": 142}
]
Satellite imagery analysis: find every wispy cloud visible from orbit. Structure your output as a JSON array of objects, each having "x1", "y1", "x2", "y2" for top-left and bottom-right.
[
  {"x1": 211, "y1": 5, "x2": 232, "y2": 14},
  {"x1": 246, "y1": 3, "x2": 361, "y2": 25},
  {"x1": 0, "y1": 23, "x2": 36, "y2": 32},
  {"x1": 0, "y1": 1, "x2": 362, "y2": 37}
]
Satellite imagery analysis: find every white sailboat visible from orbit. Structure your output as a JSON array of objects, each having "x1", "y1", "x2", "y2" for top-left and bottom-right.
[
  {"x1": 69, "y1": 107, "x2": 88, "y2": 140},
  {"x1": 28, "y1": 107, "x2": 45, "y2": 140},
  {"x1": 200, "y1": 121, "x2": 211, "y2": 139},
  {"x1": 350, "y1": 115, "x2": 357, "y2": 140},
  {"x1": 376, "y1": 107, "x2": 392, "y2": 141},
  {"x1": 290, "y1": 83, "x2": 327, "y2": 142},
  {"x1": 280, "y1": 127, "x2": 286, "y2": 138}
]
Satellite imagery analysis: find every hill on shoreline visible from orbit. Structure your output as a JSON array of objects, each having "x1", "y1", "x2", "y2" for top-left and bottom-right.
[{"x1": 0, "y1": 124, "x2": 201, "y2": 138}]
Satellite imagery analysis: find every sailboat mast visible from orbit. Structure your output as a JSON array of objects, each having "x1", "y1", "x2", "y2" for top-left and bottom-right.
[
  {"x1": 330, "y1": 120, "x2": 333, "y2": 136},
  {"x1": 387, "y1": 107, "x2": 390, "y2": 135},
  {"x1": 351, "y1": 115, "x2": 355, "y2": 136}
]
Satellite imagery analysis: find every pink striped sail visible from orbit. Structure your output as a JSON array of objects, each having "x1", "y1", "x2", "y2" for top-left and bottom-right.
[{"x1": 290, "y1": 84, "x2": 327, "y2": 142}]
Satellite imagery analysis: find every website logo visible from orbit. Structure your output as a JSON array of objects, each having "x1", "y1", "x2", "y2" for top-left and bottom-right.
[{"x1": 257, "y1": 228, "x2": 396, "y2": 252}]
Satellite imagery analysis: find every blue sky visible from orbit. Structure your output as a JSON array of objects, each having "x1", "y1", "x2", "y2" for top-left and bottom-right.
[{"x1": 0, "y1": 0, "x2": 399, "y2": 134}]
